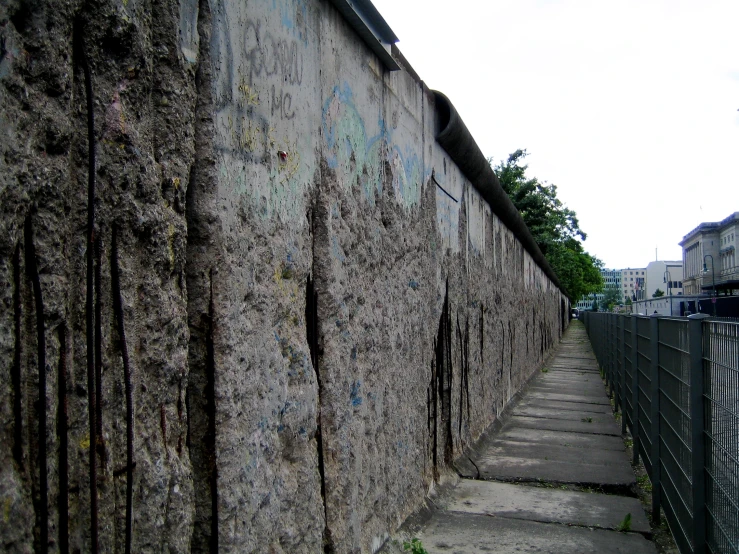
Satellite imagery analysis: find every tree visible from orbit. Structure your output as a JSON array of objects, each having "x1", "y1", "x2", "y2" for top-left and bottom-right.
[
  {"x1": 652, "y1": 289, "x2": 665, "y2": 298},
  {"x1": 491, "y1": 150, "x2": 603, "y2": 300},
  {"x1": 602, "y1": 286, "x2": 622, "y2": 311},
  {"x1": 625, "y1": 297, "x2": 633, "y2": 306},
  {"x1": 592, "y1": 298, "x2": 599, "y2": 312}
]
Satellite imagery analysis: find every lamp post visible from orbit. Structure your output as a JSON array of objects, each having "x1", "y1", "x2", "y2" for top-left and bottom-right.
[
  {"x1": 703, "y1": 254, "x2": 716, "y2": 316},
  {"x1": 664, "y1": 270, "x2": 672, "y2": 316}
]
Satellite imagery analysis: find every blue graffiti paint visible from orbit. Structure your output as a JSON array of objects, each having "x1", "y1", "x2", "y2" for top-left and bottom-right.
[
  {"x1": 350, "y1": 380, "x2": 362, "y2": 407},
  {"x1": 331, "y1": 235, "x2": 346, "y2": 263},
  {"x1": 322, "y1": 83, "x2": 426, "y2": 207},
  {"x1": 409, "y1": 280, "x2": 419, "y2": 290}
]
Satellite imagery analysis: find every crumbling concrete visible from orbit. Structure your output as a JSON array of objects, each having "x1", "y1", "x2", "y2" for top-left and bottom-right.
[{"x1": 0, "y1": 0, "x2": 569, "y2": 552}]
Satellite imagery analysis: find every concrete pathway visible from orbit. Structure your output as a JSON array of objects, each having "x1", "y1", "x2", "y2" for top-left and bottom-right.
[{"x1": 387, "y1": 321, "x2": 657, "y2": 553}]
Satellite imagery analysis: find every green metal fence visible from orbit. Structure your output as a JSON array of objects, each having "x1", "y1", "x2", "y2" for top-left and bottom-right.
[{"x1": 583, "y1": 312, "x2": 739, "y2": 554}]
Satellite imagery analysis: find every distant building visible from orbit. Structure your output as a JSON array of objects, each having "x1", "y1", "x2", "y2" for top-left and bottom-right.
[
  {"x1": 576, "y1": 262, "x2": 686, "y2": 312},
  {"x1": 645, "y1": 260, "x2": 683, "y2": 299},
  {"x1": 575, "y1": 268, "x2": 622, "y2": 311},
  {"x1": 621, "y1": 267, "x2": 647, "y2": 301},
  {"x1": 680, "y1": 212, "x2": 739, "y2": 296}
]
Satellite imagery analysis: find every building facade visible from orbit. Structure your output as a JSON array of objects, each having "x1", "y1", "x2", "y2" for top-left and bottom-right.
[
  {"x1": 621, "y1": 267, "x2": 647, "y2": 301},
  {"x1": 680, "y1": 212, "x2": 739, "y2": 296},
  {"x1": 575, "y1": 268, "x2": 622, "y2": 311},
  {"x1": 645, "y1": 260, "x2": 683, "y2": 299}
]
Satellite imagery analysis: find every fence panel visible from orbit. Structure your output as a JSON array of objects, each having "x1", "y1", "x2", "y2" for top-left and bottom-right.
[
  {"x1": 623, "y1": 318, "x2": 634, "y2": 434},
  {"x1": 704, "y1": 321, "x2": 739, "y2": 554},
  {"x1": 658, "y1": 317, "x2": 693, "y2": 552},
  {"x1": 636, "y1": 317, "x2": 652, "y2": 476},
  {"x1": 584, "y1": 312, "x2": 739, "y2": 554}
]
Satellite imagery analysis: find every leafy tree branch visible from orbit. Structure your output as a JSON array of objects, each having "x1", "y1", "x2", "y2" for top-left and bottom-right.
[{"x1": 490, "y1": 149, "x2": 603, "y2": 300}]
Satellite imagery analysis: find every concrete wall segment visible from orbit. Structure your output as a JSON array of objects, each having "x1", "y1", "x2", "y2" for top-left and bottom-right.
[{"x1": 0, "y1": 0, "x2": 568, "y2": 552}]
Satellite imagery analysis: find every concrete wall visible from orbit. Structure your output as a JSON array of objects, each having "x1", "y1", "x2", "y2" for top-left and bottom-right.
[{"x1": 0, "y1": 0, "x2": 568, "y2": 552}]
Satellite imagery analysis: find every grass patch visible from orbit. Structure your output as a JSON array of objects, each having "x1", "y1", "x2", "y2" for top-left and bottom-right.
[
  {"x1": 403, "y1": 538, "x2": 428, "y2": 554},
  {"x1": 637, "y1": 474, "x2": 652, "y2": 493},
  {"x1": 617, "y1": 513, "x2": 632, "y2": 532}
]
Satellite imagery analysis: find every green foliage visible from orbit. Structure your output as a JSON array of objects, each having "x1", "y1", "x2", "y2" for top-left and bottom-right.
[
  {"x1": 602, "y1": 286, "x2": 622, "y2": 311},
  {"x1": 617, "y1": 513, "x2": 632, "y2": 532},
  {"x1": 403, "y1": 538, "x2": 429, "y2": 554},
  {"x1": 625, "y1": 297, "x2": 633, "y2": 306},
  {"x1": 637, "y1": 474, "x2": 653, "y2": 493},
  {"x1": 490, "y1": 150, "x2": 603, "y2": 300},
  {"x1": 652, "y1": 289, "x2": 665, "y2": 298}
]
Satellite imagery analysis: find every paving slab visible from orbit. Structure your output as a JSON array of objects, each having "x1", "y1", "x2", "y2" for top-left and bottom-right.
[
  {"x1": 536, "y1": 380, "x2": 601, "y2": 388},
  {"x1": 415, "y1": 512, "x2": 656, "y2": 553},
  {"x1": 471, "y1": 439, "x2": 631, "y2": 467},
  {"x1": 526, "y1": 391, "x2": 611, "y2": 405},
  {"x1": 505, "y1": 415, "x2": 622, "y2": 436},
  {"x1": 469, "y1": 453, "x2": 635, "y2": 488},
  {"x1": 515, "y1": 405, "x2": 617, "y2": 423},
  {"x1": 546, "y1": 365, "x2": 600, "y2": 373},
  {"x1": 551, "y1": 359, "x2": 598, "y2": 366},
  {"x1": 529, "y1": 383, "x2": 608, "y2": 396},
  {"x1": 497, "y1": 427, "x2": 626, "y2": 450},
  {"x1": 517, "y1": 398, "x2": 613, "y2": 414},
  {"x1": 442, "y1": 480, "x2": 650, "y2": 534}
]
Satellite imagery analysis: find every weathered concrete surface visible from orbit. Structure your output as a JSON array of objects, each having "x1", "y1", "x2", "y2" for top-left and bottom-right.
[
  {"x1": 517, "y1": 398, "x2": 613, "y2": 414},
  {"x1": 402, "y1": 512, "x2": 656, "y2": 554},
  {"x1": 525, "y1": 392, "x2": 612, "y2": 405},
  {"x1": 506, "y1": 414, "x2": 622, "y2": 435},
  {"x1": 442, "y1": 480, "x2": 650, "y2": 534},
  {"x1": 0, "y1": 0, "x2": 569, "y2": 552},
  {"x1": 496, "y1": 427, "x2": 626, "y2": 450},
  {"x1": 381, "y1": 322, "x2": 656, "y2": 554}
]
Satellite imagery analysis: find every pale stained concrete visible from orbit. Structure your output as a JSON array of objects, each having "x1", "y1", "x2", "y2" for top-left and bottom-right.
[
  {"x1": 442, "y1": 480, "x2": 650, "y2": 534},
  {"x1": 414, "y1": 512, "x2": 656, "y2": 554}
]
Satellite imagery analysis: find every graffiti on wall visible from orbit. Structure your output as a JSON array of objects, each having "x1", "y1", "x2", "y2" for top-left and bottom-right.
[
  {"x1": 210, "y1": 0, "x2": 315, "y2": 222},
  {"x1": 321, "y1": 83, "x2": 423, "y2": 208}
]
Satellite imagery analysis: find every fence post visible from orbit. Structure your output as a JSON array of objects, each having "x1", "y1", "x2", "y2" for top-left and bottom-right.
[
  {"x1": 619, "y1": 316, "x2": 627, "y2": 434},
  {"x1": 631, "y1": 316, "x2": 639, "y2": 465},
  {"x1": 649, "y1": 314, "x2": 661, "y2": 524},
  {"x1": 688, "y1": 313, "x2": 708, "y2": 554}
]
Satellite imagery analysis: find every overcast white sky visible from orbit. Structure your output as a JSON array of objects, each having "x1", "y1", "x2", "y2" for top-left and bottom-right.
[{"x1": 372, "y1": 0, "x2": 739, "y2": 270}]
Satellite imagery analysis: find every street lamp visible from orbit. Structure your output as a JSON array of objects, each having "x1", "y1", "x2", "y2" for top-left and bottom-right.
[
  {"x1": 703, "y1": 254, "x2": 716, "y2": 316},
  {"x1": 663, "y1": 270, "x2": 672, "y2": 316}
]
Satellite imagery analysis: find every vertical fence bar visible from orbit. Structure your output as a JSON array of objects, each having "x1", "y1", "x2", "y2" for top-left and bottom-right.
[
  {"x1": 620, "y1": 316, "x2": 627, "y2": 434},
  {"x1": 614, "y1": 315, "x2": 620, "y2": 413},
  {"x1": 608, "y1": 315, "x2": 613, "y2": 399},
  {"x1": 605, "y1": 315, "x2": 612, "y2": 395},
  {"x1": 631, "y1": 316, "x2": 640, "y2": 465},
  {"x1": 650, "y1": 315, "x2": 661, "y2": 525},
  {"x1": 688, "y1": 313, "x2": 708, "y2": 553}
]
